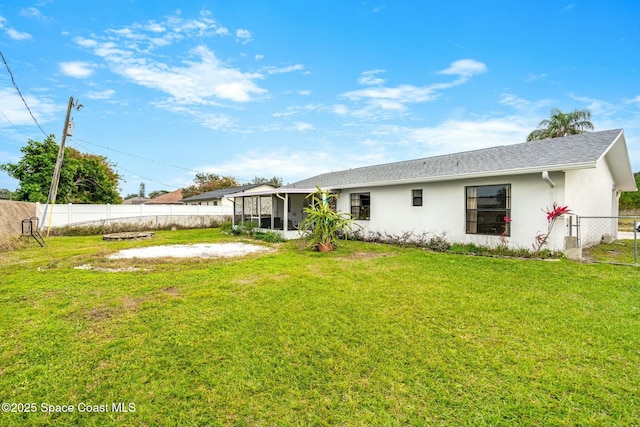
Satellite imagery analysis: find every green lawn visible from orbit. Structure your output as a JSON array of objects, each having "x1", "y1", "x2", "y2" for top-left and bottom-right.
[
  {"x1": 1, "y1": 229, "x2": 639, "y2": 426},
  {"x1": 583, "y1": 239, "x2": 639, "y2": 265}
]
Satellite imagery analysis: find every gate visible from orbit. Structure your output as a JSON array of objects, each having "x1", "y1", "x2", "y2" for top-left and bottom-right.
[{"x1": 576, "y1": 216, "x2": 639, "y2": 265}]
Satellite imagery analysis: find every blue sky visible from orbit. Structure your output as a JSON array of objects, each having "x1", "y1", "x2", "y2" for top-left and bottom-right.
[{"x1": 1, "y1": 1, "x2": 639, "y2": 197}]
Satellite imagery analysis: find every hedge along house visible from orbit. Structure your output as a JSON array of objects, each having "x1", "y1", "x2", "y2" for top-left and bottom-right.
[{"x1": 226, "y1": 129, "x2": 636, "y2": 251}]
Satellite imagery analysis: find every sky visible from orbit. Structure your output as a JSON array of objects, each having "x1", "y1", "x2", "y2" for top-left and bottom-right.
[{"x1": 1, "y1": 0, "x2": 639, "y2": 197}]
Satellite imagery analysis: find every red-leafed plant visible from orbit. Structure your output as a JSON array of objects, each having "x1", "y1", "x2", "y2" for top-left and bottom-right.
[
  {"x1": 533, "y1": 203, "x2": 572, "y2": 252},
  {"x1": 499, "y1": 216, "x2": 512, "y2": 245}
]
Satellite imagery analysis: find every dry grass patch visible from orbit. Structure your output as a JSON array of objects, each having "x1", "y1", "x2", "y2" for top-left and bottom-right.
[{"x1": 341, "y1": 251, "x2": 396, "y2": 260}]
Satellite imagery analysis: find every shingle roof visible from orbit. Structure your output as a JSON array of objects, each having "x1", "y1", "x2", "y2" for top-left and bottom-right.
[
  {"x1": 181, "y1": 184, "x2": 269, "y2": 202},
  {"x1": 283, "y1": 129, "x2": 626, "y2": 189},
  {"x1": 143, "y1": 188, "x2": 184, "y2": 204}
]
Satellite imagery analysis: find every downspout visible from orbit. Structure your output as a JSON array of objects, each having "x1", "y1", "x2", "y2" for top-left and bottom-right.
[
  {"x1": 542, "y1": 171, "x2": 556, "y2": 188},
  {"x1": 542, "y1": 171, "x2": 558, "y2": 250}
]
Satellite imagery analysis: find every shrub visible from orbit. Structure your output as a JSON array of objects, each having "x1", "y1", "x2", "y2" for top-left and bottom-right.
[
  {"x1": 252, "y1": 230, "x2": 286, "y2": 243},
  {"x1": 298, "y1": 187, "x2": 360, "y2": 250}
]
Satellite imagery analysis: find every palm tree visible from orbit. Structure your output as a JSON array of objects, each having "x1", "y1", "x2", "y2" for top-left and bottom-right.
[{"x1": 527, "y1": 108, "x2": 594, "y2": 141}]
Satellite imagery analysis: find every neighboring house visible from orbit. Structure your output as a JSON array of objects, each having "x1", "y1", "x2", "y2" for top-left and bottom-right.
[
  {"x1": 182, "y1": 184, "x2": 276, "y2": 207},
  {"x1": 143, "y1": 189, "x2": 184, "y2": 205},
  {"x1": 226, "y1": 129, "x2": 636, "y2": 251},
  {"x1": 122, "y1": 196, "x2": 148, "y2": 205}
]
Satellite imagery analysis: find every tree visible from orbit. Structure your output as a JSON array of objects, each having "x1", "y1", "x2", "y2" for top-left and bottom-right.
[
  {"x1": 0, "y1": 136, "x2": 122, "y2": 204},
  {"x1": 65, "y1": 147, "x2": 122, "y2": 203},
  {"x1": 0, "y1": 188, "x2": 14, "y2": 200},
  {"x1": 139, "y1": 182, "x2": 146, "y2": 198},
  {"x1": 252, "y1": 176, "x2": 283, "y2": 187},
  {"x1": 619, "y1": 172, "x2": 640, "y2": 211},
  {"x1": 148, "y1": 190, "x2": 169, "y2": 199},
  {"x1": 182, "y1": 173, "x2": 238, "y2": 198},
  {"x1": 527, "y1": 108, "x2": 594, "y2": 141}
]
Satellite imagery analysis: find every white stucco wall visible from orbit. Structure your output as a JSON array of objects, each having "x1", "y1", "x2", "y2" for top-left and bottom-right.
[
  {"x1": 565, "y1": 160, "x2": 616, "y2": 217},
  {"x1": 335, "y1": 172, "x2": 572, "y2": 251},
  {"x1": 565, "y1": 159, "x2": 618, "y2": 246}
]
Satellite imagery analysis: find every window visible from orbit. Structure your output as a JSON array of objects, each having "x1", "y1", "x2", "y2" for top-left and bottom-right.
[
  {"x1": 351, "y1": 192, "x2": 370, "y2": 220},
  {"x1": 466, "y1": 184, "x2": 511, "y2": 236},
  {"x1": 412, "y1": 189, "x2": 423, "y2": 206}
]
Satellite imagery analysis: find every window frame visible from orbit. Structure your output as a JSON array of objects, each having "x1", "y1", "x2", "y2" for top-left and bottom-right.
[
  {"x1": 350, "y1": 192, "x2": 371, "y2": 220},
  {"x1": 412, "y1": 189, "x2": 423, "y2": 207},
  {"x1": 465, "y1": 184, "x2": 511, "y2": 236}
]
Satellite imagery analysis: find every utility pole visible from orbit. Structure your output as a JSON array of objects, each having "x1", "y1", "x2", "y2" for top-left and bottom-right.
[{"x1": 42, "y1": 96, "x2": 83, "y2": 235}]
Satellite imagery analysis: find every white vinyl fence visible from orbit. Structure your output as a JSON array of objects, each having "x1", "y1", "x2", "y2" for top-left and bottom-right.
[{"x1": 36, "y1": 203, "x2": 232, "y2": 228}]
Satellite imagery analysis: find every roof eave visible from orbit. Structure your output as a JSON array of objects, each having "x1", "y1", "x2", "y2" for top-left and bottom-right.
[
  {"x1": 598, "y1": 130, "x2": 637, "y2": 192},
  {"x1": 325, "y1": 163, "x2": 597, "y2": 190}
]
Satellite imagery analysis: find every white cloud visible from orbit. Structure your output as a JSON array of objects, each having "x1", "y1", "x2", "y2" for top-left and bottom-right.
[
  {"x1": 194, "y1": 113, "x2": 236, "y2": 131},
  {"x1": 438, "y1": 59, "x2": 487, "y2": 78},
  {"x1": 100, "y1": 11, "x2": 229, "y2": 53},
  {"x1": 151, "y1": 100, "x2": 238, "y2": 131},
  {"x1": 0, "y1": 16, "x2": 31, "y2": 40},
  {"x1": 59, "y1": 61, "x2": 96, "y2": 78},
  {"x1": 333, "y1": 104, "x2": 349, "y2": 115},
  {"x1": 339, "y1": 59, "x2": 488, "y2": 118},
  {"x1": 358, "y1": 69, "x2": 386, "y2": 86},
  {"x1": 340, "y1": 84, "x2": 438, "y2": 117},
  {"x1": 500, "y1": 93, "x2": 530, "y2": 109},
  {"x1": 198, "y1": 149, "x2": 346, "y2": 184},
  {"x1": 265, "y1": 64, "x2": 304, "y2": 75},
  {"x1": 365, "y1": 116, "x2": 537, "y2": 159},
  {"x1": 20, "y1": 7, "x2": 45, "y2": 19},
  {"x1": 0, "y1": 150, "x2": 20, "y2": 164},
  {"x1": 236, "y1": 28, "x2": 252, "y2": 44},
  {"x1": 294, "y1": 122, "x2": 314, "y2": 131},
  {"x1": 569, "y1": 94, "x2": 617, "y2": 117},
  {"x1": 72, "y1": 12, "x2": 269, "y2": 105},
  {"x1": 298, "y1": 90, "x2": 312, "y2": 96},
  {"x1": 86, "y1": 89, "x2": 116, "y2": 100},
  {"x1": 272, "y1": 103, "x2": 326, "y2": 118},
  {"x1": 628, "y1": 96, "x2": 640, "y2": 106},
  {"x1": 0, "y1": 88, "x2": 59, "y2": 127},
  {"x1": 525, "y1": 73, "x2": 547, "y2": 82},
  {"x1": 5, "y1": 28, "x2": 31, "y2": 40},
  {"x1": 78, "y1": 36, "x2": 266, "y2": 103}
]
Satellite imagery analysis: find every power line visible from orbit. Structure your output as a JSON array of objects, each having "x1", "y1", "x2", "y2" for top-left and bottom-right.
[
  {"x1": 71, "y1": 136, "x2": 202, "y2": 174},
  {"x1": 69, "y1": 139, "x2": 183, "y2": 190},
  {"x1": 70, "y1": 136, "x2": 256, "y2": 185},
  {"x1": 0, "y1": 50, "x2": 49, "y2": 138},
  {"x1": 0, "y1": 109, "x2": 30, "y2": 140}
]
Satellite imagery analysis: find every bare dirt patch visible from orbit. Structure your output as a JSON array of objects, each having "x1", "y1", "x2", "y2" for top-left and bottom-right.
[
  {"x1": 75, "y1": 264, "x2": 145, "y2": 273},
  {"x1": 108, "y1": 242, "x2": 271, "y2": 260}
]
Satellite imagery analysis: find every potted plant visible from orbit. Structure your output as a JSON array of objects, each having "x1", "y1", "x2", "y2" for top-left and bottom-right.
[{"x1": 298, "y1": 187, "x2": 359, "y2": 252}]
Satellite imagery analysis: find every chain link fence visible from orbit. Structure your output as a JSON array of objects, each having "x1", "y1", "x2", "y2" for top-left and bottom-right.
[{"x1": 576, "y1": 216, "x2": 639, "y2": 265}]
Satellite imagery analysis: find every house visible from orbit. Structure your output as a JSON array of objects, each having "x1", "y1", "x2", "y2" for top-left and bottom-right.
[
  {"x1": 182, "y1": 183, "x2": 277, "y2": 226},
  {"x1": 181, "y1": 184, "x2": 276, "y2": 207},
  {"x1": 226, "y1": 129, "x2": 636, "y2": 251},
  {"x1": 143, "y1": 188, "x2": 184, "y2": 205},
  {"x1": 122, "y1": 196, "x2": 148, "y2": 205}
]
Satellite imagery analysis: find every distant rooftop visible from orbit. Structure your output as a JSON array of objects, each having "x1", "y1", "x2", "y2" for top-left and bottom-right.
[
  {"x1": 144, "y1": 188, "x2": 184, "y2": 204},
  {"x1": 181, "y1": 183, "x2": 273, "y2": 202}
]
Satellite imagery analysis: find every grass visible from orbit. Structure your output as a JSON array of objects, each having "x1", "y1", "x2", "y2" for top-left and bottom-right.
[
  {"x1": 1, "y1": 229, "x2": 640, "y2": 426},
  {"x1": 582, "y1": 238, "x2": 639, "y2": 265},
  {"x1": 618, "y1": 216, "x2": 639, "y2": 232}
]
